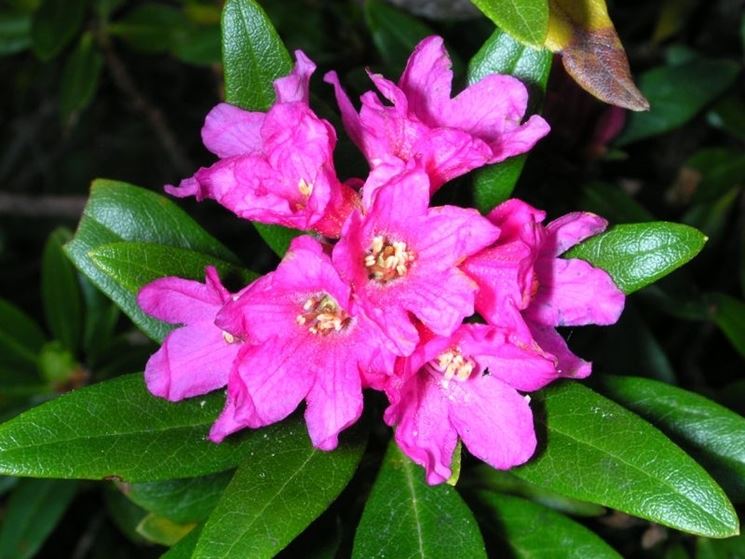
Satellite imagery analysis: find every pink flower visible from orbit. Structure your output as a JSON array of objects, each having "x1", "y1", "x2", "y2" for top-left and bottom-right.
[
  {"x1": 332, "y1": 164, "x2": 501, "y2": 355},
  {"x1": 209, "y1": 236, "x2": 396, "y2": 450},
  {"x1": 137, "y1": 267, "x2": 241, "y2": 401},
  {"x1": 166, "y1": 51, "x2": 358, "y2": 238},
  {"x1": 384, "y1": 324, "x2": 557, "y2": 485},
  {"x1": 463, "y1": 200, "x2": 625, "y2": 378},
  {"x1": 324, "y1": 36, "x2": 550, "y2": 190}
]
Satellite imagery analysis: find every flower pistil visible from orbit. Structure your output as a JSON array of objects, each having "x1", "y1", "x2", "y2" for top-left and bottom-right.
[{"x1": 364, "y1": 235, "x2": 415, "y2": 283}]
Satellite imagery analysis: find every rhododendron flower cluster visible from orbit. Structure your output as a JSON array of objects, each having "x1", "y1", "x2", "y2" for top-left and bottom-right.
[{"x1": 138, "y1": 36, "x2": 625, "y2": 484}]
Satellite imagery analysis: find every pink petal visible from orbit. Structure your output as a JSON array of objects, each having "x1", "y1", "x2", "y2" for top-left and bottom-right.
[
  {"x1": 209, "y1": 367, "x2": 256, "y2": 443},
  {"x1": 389, "y1": 373, "x2": 458, "y2": 485},
  {"x1": 457, "y1": 325, "x2": 558, "y2": 392},
  {"x1": 414, "y1": 128, "x2": 493, "y2": 189},
  {"x1": 440, "y1": 74, "x2": 530, "y2": 140},
  {"x1": 274, "y1": 50, "x2": 316, "y2": 104},
  {"x1": 137, "y1": 273, "x2": 224, "y2": 325},
  {"x1": 527, "y1": 321, "x2": 592, "y2": 379},
  {"x1": 448, "y1": 375, "x2": 537, "y2": 470},
  {"x1": 417, "y1": 205, "x2": 501, "y2": 264},
  {"x1": 529, "y1": 257, "x2": 625, "y2": 327},
  {"x1": 201, "y1": 103, "x2": 265, "y2": 158},
  {"x1": 462, "y1": 240, "x2": 535, "y2": 321},
  {"x1": 487, "y1": 198, "x2": 545, "y2": 245},
  {"x1": 363, "y1": 166, "x2": 431, "y2": 229},
  {"x1": 544, "y1": 212, "x2": 608, "y2": 256},
  {"x1": 145, "y1": 324, "x2": 238, "y2": 401},
  {"x1": 323, "y1": 70, "x2": 365, "y2": 152},
  {"x1": 398, "y1": 35, "x2": 452, "y2": 125},
  {"x1": 304, "y1": 351, "x2": 364, "y2": 451},
  {"x1": 398, "y1": 268, "x2": 477, "y2": 337},
  {"x1": 488, "y1": 114, "x2": 551, "y2": 162},
  {"x1": 232, "y1": 338, "x2": 315, "y2": 428}
]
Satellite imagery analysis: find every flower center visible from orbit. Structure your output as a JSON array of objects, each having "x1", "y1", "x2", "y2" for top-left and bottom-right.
[
  {"x1": 364, "y1": 235, "x2": 415, "y2": 283},
  {"x1": 433, "y1": 348, "x2": 476, "y2": 385},
  {"x1": 296, "y1": 293, "x2": 350, "y2": 336},
  {"x1": 221, "y1": 331, "x2": 241, "y2": 344},
  {"x1": 298, "y1": 178, "x2": 313, "y2": 198}
]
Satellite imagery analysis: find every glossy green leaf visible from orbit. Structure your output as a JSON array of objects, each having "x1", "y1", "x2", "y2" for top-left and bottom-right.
[
  {"x1": 476, "y1": 493, "x2": 621, "y2": 558},
  {"x1": 470, "y1": 0, "x2": 549, "y2": 47},
  {"x1": 514, "y1": 382, "x2": 739, "y2": 537},
  {"x1": 162, "y1": 526, "x2": 202, "y2": 559},
  {"x1": 125, "y1": 470, "x2": 232, "y2": 524},
  {"x1": 0, "y1": 13, "x2": 31, "y2": 55},
  {"x1": 59, "y1": 32, "x2": 103, "y2": 122},
  {"x1": 221, "y1": 0, "x2": 300, "y2": 256},
  {"x1": 41, "y1": 228, "x2": 82, "y2": 352},
  {"x1": 565, "y1": 222, "x2": 707, "y2": 294},
  {"x1": 0, "y1": 374, "x2": 261, "y2": 482},
  {"x1": 222, "y1": 0, "x2": 291, "y2": 112},
  {"x1": 0, "y1": 479, "x2": 78, "y2": 559},
  {"x1": 194, "y1": 423, "x2": 367, "y2": 559},
  {"x1": 65, "y1": 179, "x2": 238, "y2": 342},
  {"x1": 79, "y1": 274, "x2": 120, "y2": 366},
  {"x1": 136, "y1": 513, "x2": 195, "y2": 546},
  {"x1": 467, "y1": 28, "x2": 551, "y2": 212},
  {"x1": 697, "y1": 532, "x2": 745, "y2": 559},
  {"x1": 599, "y1": 375, "x2": 745, "y2": 502},
  {"x1": 705, "y1": 293, "x2": 745, "y2": 359},
  {"x1": 30, "y1": 0, "x2": 87, "y2": 60},
  {"x1": 0, "y1": 298, "x2": 45, "y2": 381},
  {"x1": 364, "y1": 0, "x2": 435, "y2": 74},
  {"x1": 89, "y1": 241, "x2": 256, "y2": 297},
  {"x1": 352, "y1": 442, "x2": 487, "y2": 559},
  {"x1": 616, "y1": 57, "x2": 740, "y2": 145},
  {"x1": 469, "y1": 466, "x2": 606, "y2": 517}
]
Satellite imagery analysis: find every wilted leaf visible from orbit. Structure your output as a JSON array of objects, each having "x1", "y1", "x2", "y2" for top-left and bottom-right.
[{"x1": 544, "y1": 0, "x2": 648, "y2": 111}]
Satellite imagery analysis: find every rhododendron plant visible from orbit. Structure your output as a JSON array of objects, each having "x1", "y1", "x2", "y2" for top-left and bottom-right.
[
  {"x1": 136, "y1": 38, "x2": 627, "y2": 481},
  {"x1": 5, "y1": 2, "x2": 734, "y2": 556}
]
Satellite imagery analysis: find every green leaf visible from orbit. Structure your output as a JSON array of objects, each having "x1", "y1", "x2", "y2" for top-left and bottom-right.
[
  {"x1": 697, "y1": 532, "x2": 745, "y2": 559},
  {"x1": 252, "y1": 223, "x2": 302, "y2": 258},
  {"x1": 0, "y1": 13, "x2": 31, "y2": 55},
  {"x1": 598, "y1": 375, "x2": 745, "y2": 503},
  {"x1": 41, "y1": 228, "x2": 82, "y2": 352},
  {"x1": 0, "y1": 298, "x2": 45, "y2": 381},
  {"x1": 88, "y1": 241, "x2": 256, "y2": 297},
  {"x1": 171, "y1": 24, "x2": 221, "y2": 66},
  {"x1": 162, "y1": 526, "x2": 202, "y2": 559},
  {"x1": 352, "y1": 441, "x2": 487, "y2": 559},
  {"x1": 193, "y1": 423, "x2": 367, "y2": 559},
  {"x1": 136, "y1": 513, "x2": 196, "y2": 547},
  {"x1": 30, "y1": 0, "x2": 87, "y2": 60},
  {"x1": 705, "y1": 293, "x2": 745, "y2": 359},
  {"x1": 467, "y1": 28, "x2": 551, "y2": 212},
  {"x1": 469, "y1": 466, "x2": 606, "y2": 517},
  {"x1": 469, "y1": 0, "x2": 549, "y2": 47},
  {"x1": 364, "y1": 0, "x2": 435, "y2": 74},
  {"x1": 514, "y1": 382, "x2": 739, "y2": 538},
  {"x1": 0, "y1": 374, "x2": 261, "y2": 482},
  {"x1": 65, "y1": 179, "x2": 238, "y2": 342},
  {"x1": 221, "y1": 0, "x2": 300, "y2": 256},
  {"x1": 616, "y1": 57, "x2": 740, "y2": 145},
  {"x1": 125, "y1": 471, "x2": 232, "y2": 524},
  {"x1": 59, "y1": 32, "x2": 103, "y2": 122},
  {"x1": 686, "y1": 148, "x2": 745, "y2": 204},
  {"x1": 475, "y1": 493, "x2": 622, "y2": 558},
  {"x1": 104, "y1": 484, "x2": 148, "y2": 544},
  {"x1": 222, "y1": 0, "x2": 291, "y2": 112},
  {"x1": 565, "y1": 222, "x2": 708, "y2": 294},
  {"x1": 79, "y1": 275, "x2": 120, "y2": 366},
  {"x1": 0, "y1": 479, "x2": 78, "y2": 559}
]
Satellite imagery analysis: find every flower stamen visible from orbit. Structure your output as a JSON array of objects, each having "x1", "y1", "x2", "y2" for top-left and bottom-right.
[
  {"x1": 364, "y1": 235, "x2": 415, "y2": 283},
  {"x1": 296, "y1": 293, "x2": 350, "y2": 336},
  {"x1": 432, "y1": 348, "x2": 476, "y2": 386}
]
